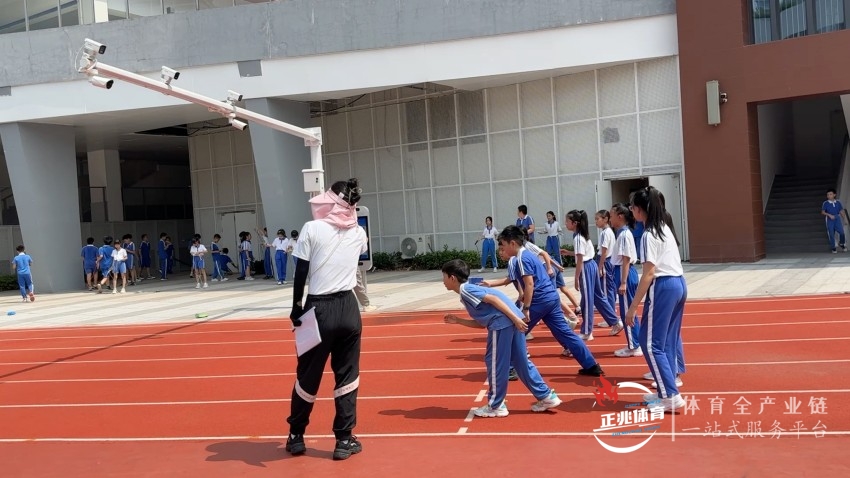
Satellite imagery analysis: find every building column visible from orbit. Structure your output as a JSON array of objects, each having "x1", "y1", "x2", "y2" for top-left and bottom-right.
[
  {"x1": 87, "y1": 149, "x2": 124, "y2": 222},
  {"x1": 245, "y1": 98, "x2": 314, "y2": 232},
  {"x1": 0, "y1": 123, "x2": 83, "y2": 293}
]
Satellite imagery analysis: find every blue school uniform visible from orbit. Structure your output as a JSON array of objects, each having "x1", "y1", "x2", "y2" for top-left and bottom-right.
[
  {"x1": 210, "y1": 242, "x2": 223, "y2": 279},
  {"x1": 573, "y1": 233, "x2": 620, "y2": 336},
  {"x1": 140, "y1": 240, "x2": 151, "y2": 268},
  {"x1": 157, "y1": 239, "x2": 167, "y2": 279},
  {"x1": 597, "y1": 227, "x2": 617, "y2": 311},
  {"x1": 508, "y1": 248, "x2": 598, "y2": 369},
  {"x1": 13, "y1": 253, "x2": 33, "y2": 298},
  {"x1": 823, "y1": 199, "x2": 846, "y2": 251},
  {"x1": 98, "y1": 245, "x2": 114, "y2": 276},
  {"x1": 516, "y1": 215, "x2": 535, "y2": 243},
  {"x1": 81, "y1": 244, "x2": 98, "y2": 274},
  {"x1": 125, "y1": 242, "x2": 135, "y2": 271},
  {"x1": 611, "y1": 226, "x2": 640, "y2": 350},
  {"x1": 480, "y1": 226, "x2": 498, "y2": 269},
  {"x1": 458, "y1": 282, "x2": 551, "y2": 408}
]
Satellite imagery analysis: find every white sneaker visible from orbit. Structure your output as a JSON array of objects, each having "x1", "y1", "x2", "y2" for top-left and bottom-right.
[
  {"x1": 478, "y1": 269, "x2": 485, "y2": 273},
  {"x1": 195, "y1": 283, "x2": 200, "y2": 289},
  {"x1": 112, "y1": 290, "x2": 117, "y2": 294},
  {"x1": 203, "y1": 283, "x2": 209, "y2": 289},
  {"x1": 525, "y1": 332, "x2": 535, "y2": 341},
  {"x1": 643, "y1": 371, "x2": 655, "y2": 380},
  {"x1": 663, "y1": 394, "x2": 686, "y2": 412},
  {"x1": 493, "y1": 268, "x2": 498, "y2": 273},
  {"x1": 609, "y1": 322, "x2": 624, "y2": 336},
  {"x1": 277, "y1": 281, "x2": 282, "y2": 285},
  {"x1": 221, "y1": 278, "x2": 229, "y2": 282},
  {"x1": 614, "y1": 346, "x2": 643, "y2": 358},
  {"x1": 531, "y1": 390, "x2": 562, "y2": 412},
  {"x1": 363, "y1": 305, "x2": 378, "y2": 312},
  {"x1": 120, "y1": 288, "x2": 126, "y2": 294},
  {"x1": 652, "y1": 377, "x2": 684, "y2": 388},
  {"x1": 579, "y1": 333, "x2": 594, "y2": 341},
  {"x1": 596, "y1": 321, "x2": 610, "y2": 328},
  {"x1": 246, "y1": 277, "x2": 255, "y2": 281},
  {"x1": 562, "y1": 348, "x2": 573, "y2": 357},
  {"x1": 643, "y1": 392, "x2": 661, "y2": 404},
  {"x1": 473, "y1": 403, "x2": 509, "y2": 418}
]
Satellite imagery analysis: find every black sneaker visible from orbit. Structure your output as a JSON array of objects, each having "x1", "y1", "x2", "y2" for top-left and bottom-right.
[
  {"x1": 333, "y1": 436, "x2": 362, "y2": 460},
  {"x1": 285, "y1": 434, "x2": 306, "y2": 455},
  {"x1": 578, "y1": 364, "x2": 604, "y2": 377}
]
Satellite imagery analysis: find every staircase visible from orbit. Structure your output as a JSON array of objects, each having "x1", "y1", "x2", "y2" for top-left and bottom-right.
[{"x1": 764, "y1": 175, "x2": 836, "y2": 254}]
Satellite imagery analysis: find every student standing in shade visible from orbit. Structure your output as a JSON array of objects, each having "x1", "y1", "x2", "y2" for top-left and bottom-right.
[
  {"x1": 478, "y1": 216, "x2": 498, "y2": 273},
  {"x1": 257, "y1": 227, "x2": 274, "y2": 279},
  {"x1": 95, "y1": 236, "x2": 114, "y2": 293},
  {"x1": 139, "y1": 234, "x2": 152, "y2": 280},
  {"x1": 12, "y1": 245, "x2": 35, "y2": 303},
  {"x1": 123, "y1": 234, "x2": 137, "y2": 286},
  {"x1": 822, "y1": 188, "x2": 849, "y2": 253},
  {"x1": 609, "y1": 203, "x2": 642, "y2": 358},
  {"x1": 210, "y1": 234, "x2": 225, "y2": 281},
  {"x1": 544, "y1": 211, "x2": 563, "y2": 266},
  {"x1": 565, "y1": 210, "x2": 621, "y2": 341},
  {"x1": 81, "y1": 237, "x2": 99, "y2": 291},
  {"x1": 157, "y1": 233, "x2": 168, "y2": 280},
  {"x1": 516, "y1": 205, "x2": 535, "y2": 245},
  {"x1": 625, "y1": 186, "x2": 687, "y2": 412}
]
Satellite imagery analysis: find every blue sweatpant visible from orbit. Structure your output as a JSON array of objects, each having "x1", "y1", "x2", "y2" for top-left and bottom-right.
[
  {"x1": 578, "y1": 260, "x2": 620, "y2": 335},
  {"x1": 602, "y1": 257, "x2": 616, "y2": 311},
  {"x1": 640, "y1": 275, "x2": 687, "y2": 399},
  {"x1": 545, "y1": 236, "x2": 562, "y2": 266},
  {"x1": 481, "y1": 238, "x2": 497, "y2": 269},
  {"x1": 17, "y1": 273, "x2": 33, "y2": 298},
  {"x1": 263, "y1": 248, "x2": 273, "y2": 277},
  {"x1": 485, "y1": 326, "x2": 551, "y2": 408},
  {"x1": 529, "y1": 299, "x2": 597, "y2": 369},
  {"x1": 275, "y1": 250, "x2": 288, "y2": 282},
  {"x1": 826, "y1": 219, "x2": 846, "y2": 251},
  {"x1": 614, "y1": 264, "x2": 640, "y2": 349}
]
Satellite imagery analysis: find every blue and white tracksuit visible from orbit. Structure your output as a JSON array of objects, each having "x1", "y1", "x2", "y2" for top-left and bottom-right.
[
  {"x1": 612, "y1": 226, "x2": 640, "y2": 349},
  {"x1": 480, "y1": 226, "x2": 498, "y2": 269},
  {"x1": 573, "y1": 233, "x2": 620, "y2": 336},
  {"x1": 823, "y1": 199, "x2": 846, "y2": 251}
]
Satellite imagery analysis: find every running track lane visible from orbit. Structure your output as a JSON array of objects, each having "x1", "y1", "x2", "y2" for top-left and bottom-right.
[{"x1": 0, "y1": 295, "x2": 848, "y2": 476}]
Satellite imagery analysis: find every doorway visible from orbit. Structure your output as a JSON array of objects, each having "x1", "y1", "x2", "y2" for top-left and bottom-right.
[{"x1": 221, "y1": 211, "x2": 257, "y2": 256}]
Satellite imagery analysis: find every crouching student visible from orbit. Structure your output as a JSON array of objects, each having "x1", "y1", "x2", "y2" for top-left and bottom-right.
[{"x1": 442, "y1": 259, "x2": 561, "y2": 417}]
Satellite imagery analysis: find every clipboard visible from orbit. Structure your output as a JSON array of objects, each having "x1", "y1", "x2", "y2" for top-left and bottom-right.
[{"x1": 294, "y1": 307, "x2": 322, "y2": 357}]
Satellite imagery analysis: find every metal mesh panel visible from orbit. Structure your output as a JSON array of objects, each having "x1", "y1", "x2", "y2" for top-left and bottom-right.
[
  {"x1": 460, "y1": 136, "x2": 490, "y2": 184},
  {"x1": 557, "y1": 121, "x2": 599, "y2": 174},
  {"x1": 351, "y1": 150, "x2": 377, "y2": 193},
  {"x1": 458, "y1": 91, "x2": 486, "y2": 137},
  {"x1": 349, "y1": 109, "x2": 374, "y2": 151},
  {"x1": 373, "y1": 104, "x2": 401, "y2": 147},
  {"x1": 640, "y1": 109, "x2": 682, "y2": 167},
  {"x1": 435, "y1": 233, "x2": 464, "y2": 251},
  {"x1": 434, "y1": 186, "x2": 463, "y2": 232},
  {"x1": 637, "y1": 57, "x2": 680, "y2": 111},
  {"x1": 493, "y1": 180, "x2": 524, "y2": 233},
  {"x1": 379, "y1": 191, "x2": 405, "y2": 236},
  {"x1": 232, "y1": 130, "x2": 254, "y2": 165},
  {"x1": 487, "y1": 85, "x2": 519, "y2": 132},
  {"x1": 402, "y1": 100, "x2": 428, "y2": 144},
  {"x1": 406, "y1": 189, "x2": 434, "y2": 234},
  {"x1": 558, "y1": 173, "x2": 598, "y2": 221},
  {"x1": 235, "y1": 165, "x2": 256, "y2": 205},
  {"x1": 463, "y1": 183, "x2": 493, "y2": 230},
  {"x1": 211, "y1": 133, "x2": 232, "y2": 168},
  {"x1": 554, "y1": 70, "x2": 597, "y2": 123},
  {"x1": 429, "y1": 95, "x2": 457, "y2": 140},
  {"x1": 323, "y1": 113, "x2": 349, "y2": 154},
  {"x1": 490, "y1": 131, "x2": 522, "y2": 181},
  {"x1": 521, "y1": 78, "x2": 553, "y2": 128},
  {"x1": 376, "y1": 147, "x2": 403, "y2": 191},
  {"x1": 600, "y1": 115, "x2": 639, "y2": 171},
  {"x1": 326, "y1": 153, "x2": 351, "y2": 186},
  {"x1": 523, "y1": 127, "x2": 556, "y2": 178},
  {"x1": 598, "y1": 64, "x2": 636, "y2": 117},
  {"x1": 431, "y1": 139, "x2": 460, "y2": 187},
  {"x1": 525, "y1": 177, "x2": 558, "y2": 224},
  {"x1": 213, "y1": 169, "x2": 234, "y2": 207},
  {"x1": 403, "y1": 144, "x2": 431, "y2": 189},
  {"x1": 197, "y1": 170, "x2": 215, "y2": 208}
]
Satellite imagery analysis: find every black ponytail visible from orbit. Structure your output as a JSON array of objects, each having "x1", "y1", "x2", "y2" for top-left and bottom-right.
[
  {"x1": 631, "y1": 186, "x2": 666, "y2": 240},
  {"x1": 611, "y1": 203, "x2": 635, "y2": 229},
  {"x1": 566, "y1": 209, "x2": 589, "y2": 241},
  {"x1": 331, "y1": 177, "x2": 362, "y2": 206},
  {"x1": 658, "y1": 191, "x2": 681, "y2": 246}
]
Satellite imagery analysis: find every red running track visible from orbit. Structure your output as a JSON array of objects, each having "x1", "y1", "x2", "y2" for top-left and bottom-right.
[{"x1": 0, "y1": 294, "x2": 848, "y2": 476}]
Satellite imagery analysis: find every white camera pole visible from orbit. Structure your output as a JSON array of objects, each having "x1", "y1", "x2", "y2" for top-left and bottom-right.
[{"x1": 77, "y1": 39, "x2": 325, "y2": 196}]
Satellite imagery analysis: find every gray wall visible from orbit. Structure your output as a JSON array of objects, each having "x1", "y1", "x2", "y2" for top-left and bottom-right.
[{"x1": 0, "y1": 0, "x2": 675, "y2": 88}]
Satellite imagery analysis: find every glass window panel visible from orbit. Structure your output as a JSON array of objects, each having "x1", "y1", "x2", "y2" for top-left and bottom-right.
[
  {"x1": 79, "y1": 0, "x2": 94, "y2": 24},
  {"x1": 751, "y1": 0, "x2": 773, "y2": 43},
  {"x1": 815, "y1": 0, "x2": 844, "y2": 33},
  {"x1": 129, "y1": 0, "x2": 162, "y2": 17},
  {"x1": 780, "y1": 0, "x2": 808, "y2": 39},
  {"x1": 163, "y1": 0, "x2": 193, "y2": 14},
  {"x1": 27, "y1": 0, "x2": 60, "y2": 30},
  {"x1": 104, "y1": 0, "x2": 127, "y2": 20},
  {"x1": 0, "y1": 1, "x2": 27, "y2": 34},
  {"x1": 198, "y1": 0, "x2": 230, "y2": 9},
  {"x1": 60, "y1": 0, "x2": 80, "y2": 26}
]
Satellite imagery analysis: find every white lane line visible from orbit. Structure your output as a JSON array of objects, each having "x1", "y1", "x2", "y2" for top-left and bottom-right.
[
  {"x1": 475, "y1": 390, "x2": 487, "y2": 402},
  {"x1": 464, "y1": 408, "x2": 476, "y2": 422},
  {"x1": 457, "y1": 427, "x2": 468, "y2": 434}
]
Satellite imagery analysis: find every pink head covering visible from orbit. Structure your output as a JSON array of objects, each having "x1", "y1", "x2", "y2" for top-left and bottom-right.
[{"x1": 309, "y1": 188, "x2": 358, "y2": 229}]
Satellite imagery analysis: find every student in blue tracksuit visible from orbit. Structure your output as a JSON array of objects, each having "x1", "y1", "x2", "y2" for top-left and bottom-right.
[
  {"x1": 609, "y1": 203, "x2": 641, "y2": 358},
  {"x1": 595, "y1": 210, "x2": 617, "y2": 313},
  {"x1": 12, "y1": 245, "x2": 35, "y2": 302},
  {"x1": 544, "y1": 211, "x2": 563, "y2": 266},
  {"x1": 516, "y1": 205, "x2": 535, "y2": 244},
  {"x1": 272, "y1": 229, "x2": 289, "y2": 284},
  {"x1": 478, "y1": 216, "x2": 498, "y2": 272},
  {"x1": 822, "y1": 188, "x2": 849, "y2": 253},
  {"x1": 442, "y1": 259, "x2": 561, "y2": 418},
  {"x1": 565, "y1": 210, "x2": 621, "y2": 341},
  {"x1": 81, "y1": 237, "x2": 99, "y2": 290},
  {"x1": 95, "y1": 236, "x2": 114, "y2": 293},
  {"x1": 625, "y1": 186, "x2": 687, "y2": 412},
  {"x1": 483, "y1": 226, "x2": 604, "y2": 377},
  {"x1": 157, "y1": 232, "x2": 168, "y2": 280}
]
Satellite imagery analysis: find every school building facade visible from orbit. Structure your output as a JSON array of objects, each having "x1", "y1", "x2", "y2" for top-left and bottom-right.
[{"x1": 1, "y1": 0, "x2": 847, "y2": 292}]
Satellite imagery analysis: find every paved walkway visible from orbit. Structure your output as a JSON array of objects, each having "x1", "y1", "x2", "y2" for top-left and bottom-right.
[{"x1": 2, "y1": 253, "x2": 849, "y2": 330}]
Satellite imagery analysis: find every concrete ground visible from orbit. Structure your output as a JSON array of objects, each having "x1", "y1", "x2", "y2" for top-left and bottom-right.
[{"x1": 2, "y1": 253, "x2": 849, "y2": 330}]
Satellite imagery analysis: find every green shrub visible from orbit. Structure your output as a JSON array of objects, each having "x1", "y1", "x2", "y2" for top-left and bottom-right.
[{"x1": 0, "y1": 275, "x2": 19, "y2": 291}]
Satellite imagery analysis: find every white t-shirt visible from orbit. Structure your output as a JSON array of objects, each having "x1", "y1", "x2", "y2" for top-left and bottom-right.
[
  {"x1": 482, "y1": 226, "x2": 497, "y2": 240},
  {"x1": 241, "y1": 240, "x2": 252, "y2": 252},
  {"x1": 545, "y1": 221, "x2": 561, "y2": 237},
  {"x1": 610, "y1": 228, "x2": 636, "y2": 267},
  {"x1": 597, "y1": 227, "x2": 615, "y2": 255},
  {"x1": 641, "y1": 224, "x2": 684, "y2": 277},
  {"x1": 111, "y1": 248, "x2": 127, "y2": 262},
  {"x1": 293, "y1": 220, "x2": 368, "y2": 296},
  {"x1": 190, "y1": 244, "x2": 207, "y2": 257},
  {"x1": 572, "y1": 233, "x2": 595, "y2": 259},
  {"x1": 272, "y1": 237, "x2": 290, "y2": 251}
]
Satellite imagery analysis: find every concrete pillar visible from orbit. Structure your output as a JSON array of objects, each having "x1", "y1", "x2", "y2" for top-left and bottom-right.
[
  {"x1": 0, "y1": 123, "x2": 83, "y2": 293},
  {"x1": 245, "y1": 98, "x2": 313, "y2": 232},
  {"x1": 87, "y1": 149, "x2": 124, "y2": 222}
]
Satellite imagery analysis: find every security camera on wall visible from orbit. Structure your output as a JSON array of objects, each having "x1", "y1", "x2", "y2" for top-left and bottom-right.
[
  {"x1": 89, "y1": 76, "x2": 113, "y2": 89},
  {"x1": 84, "y1": 38, "x2": 106, "y2": 56},
  {"x1": 161, "y1": 66, "x2": 180, "y2": 85}
]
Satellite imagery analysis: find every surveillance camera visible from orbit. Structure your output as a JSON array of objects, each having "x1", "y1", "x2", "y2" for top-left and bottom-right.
[
  {"x1": 89, "y1": 76, "x2": 113, "y2": 89},
  {"x1": 161, "y1": 66, "x2": 180, "y2": 84},
  {"x1": 227, "y1": 90, "x2": 243, "y2": 103},
  {"x1": 84, "y1": 38, "x2": 106, "y2": 55},
  {"x1": 229, "y1": 118, "x2": 248, "y2": 131}
]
